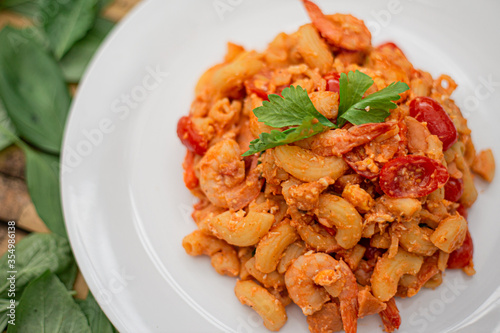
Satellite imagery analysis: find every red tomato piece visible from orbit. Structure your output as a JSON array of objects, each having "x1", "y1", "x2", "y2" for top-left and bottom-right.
[
  {"x1": 322, "y1": 225, "x2": 337, "y2": 237},
  {"x1": 447, "y1": 231, "x2": 473, "y2": 269},
  {"x1": 456, "y1": 204, "x2": 468, "y2": 219},
  {"x1": 444, "y1": 177, "x2": 464, "y2": 202},
  {"x1": 176, "y1": 116, "x2": 208, "y2": 155},
  {"x1": 274, "y1": 85, "x2": 289, "y2": 97},
  {"x1": 182, "y1": 150, "x2": 199, "y2": 190},
  {"x1": 244, "y1": 70, "x2": 273, "y2": 100},
  {"x1": 409, "y1": 96, "x2": 458, "y2": 151},
  {"x1": 363, "y1": 246, "x2": 385, "y2": 261},
  {"x1": 324, "y1": 72, "x2": 340, "y2": 93},
  {"x1": 245, "y1": 80, "x2": 270, "y2": 100},
  {"x1": 379, "y1": 155, "x2": 449, "y2": 198}
]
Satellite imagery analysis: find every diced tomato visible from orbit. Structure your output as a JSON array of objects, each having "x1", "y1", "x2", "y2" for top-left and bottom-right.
[
  {"x1": 456, "y1": 204, "x2": 468, "y2": 219},
  {"x1": 379, "y1": 155, "x2": 449, "y2": 198},
  {"x1": 324, "y1": 72, "x2": 341, "y2": 93},
  {"x1": 244, "y1": 70, "x2": 273, "y2": 100},
  {"x1": 182, "y1": 150, "x2": 199, "y2": 190},
  {"x1": 343, "y1": 146, "x2": 381, "y2": 179},
  {"x1": 245, "y1": 80, "x2": 270, "y2": 100},
  {"x1": 363, "y1": 246, "x2": 384, "y2": 261},
  {"x1": 444, "y1": 177, "x2": 464, "y2": 202},
  {"x1": 448, "y1": 231, "x2": 473, "y2": 269},
  {"x1": 322, "y1": 225, "x2": 337, "y2": 237},
  {"x1": 177, "y1": 116, "x2": 208, "y2": 155},
  {"x1": 409, "y1": 96, "x2": 458, "y2": 151},
  {"x1": 275, "y1": 85, "x2": 289, "y2": 97},
  {"x1": 395, "y1": 120, "x2": 408, "y2": 157}
]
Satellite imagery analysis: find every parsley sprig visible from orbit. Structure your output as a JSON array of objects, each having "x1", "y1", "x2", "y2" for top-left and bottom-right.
[{"x1": 242, "y1": 70, "x2": 409, "y2": 156}]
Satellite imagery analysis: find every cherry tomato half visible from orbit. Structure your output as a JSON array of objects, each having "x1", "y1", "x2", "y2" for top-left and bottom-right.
[
  {"x1": 409, "y1": 96, "x2": 458, "y2": 151},
  {"x1": 324, "y1": 72, "x2": 341, "y2": 93},
  {"x1": 447, "y1": 230, "x2": 473, "y2": 269},
  {"x1": 444, "y1": 177, "x2": 464, "y2": 202},
  {"x1": 456, "y1": 204, "x2": 468, "y2": 219},
  {"x1": 379, "y1": 155, "x2": 449, "y2": 198},
  {"x1": 176, "y1": 116, "x2": 208, "y2": 155}
]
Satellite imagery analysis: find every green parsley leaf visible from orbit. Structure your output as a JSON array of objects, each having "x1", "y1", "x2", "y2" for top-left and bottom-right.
[
  {"x1": 338, "y1": 71, "x2": 373, "y2": 118},
  {"x1": 241, "y1": 70, "x2": 409, "y2": 156},
  {"x1": 254, "y1": 85, "x2": 334, "y2": 128},
  {"x1": 242, "y1": 119, "x2": 327, "y2": 156},
  {"x1": 337, "y1": 70, "x2": 409, "y2": 127}
]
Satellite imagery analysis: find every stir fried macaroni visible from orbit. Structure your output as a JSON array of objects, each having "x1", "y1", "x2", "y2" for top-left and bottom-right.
[{"x1": 177, "y1": 1, "x2": 496, "y2": 332}]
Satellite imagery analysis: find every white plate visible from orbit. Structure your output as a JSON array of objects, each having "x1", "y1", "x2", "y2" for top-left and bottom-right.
[{"x1": 61, "y1": 1, "x2": 500, "y2": 332}]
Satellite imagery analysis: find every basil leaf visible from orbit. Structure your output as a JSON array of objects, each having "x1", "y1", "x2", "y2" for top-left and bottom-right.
[
  {"x1": 254, "y1": 85, "x2": 334, "y2": 128},
  {"x1": 7, "y1": 271, "x2": 91, "y2": 333},
  {"x1": 40, "y1": 0, "x2": 99, "y2": 59},
  {"x1": 0, "y1": 26, "x2": 71, "y2": 154},
  {"x1": 0, "y1": 123, "x2": 66, "y2": 237},
  {"x1": 24, "y1": 147, "x2": 67, "y2": 237},
  {"x1": 0, "y1": 100, "x2": 16, "y2": 151},
  {"x1": 0, "y1": 0, "x2": 41, "y2": 17},
  {"x1": 77, "y1": 292, "x2": 118, "y2": 333},
  {"x1": 60, "y1": 17, "x2": 114, "y2": 83},
  {"x1": 0, "y1": 233, "x2": 74, "y2": 299},
  {"x1": 1, "y1": 0, "x2": 110, "y2": 19},
  {"x1": 0, "y1": 298, "x2": 14, "y2": 332},
  {"x1": 57, "y1": 259, "x2": 78, "y2": 290},
  {"x1": 96, "y1": 0, "x2": 112, "y2": 12}
]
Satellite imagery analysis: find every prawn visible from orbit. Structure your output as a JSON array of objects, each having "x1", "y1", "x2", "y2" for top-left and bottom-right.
[
  {"x1": 365, "y1": 43, "x2": 413, "y2": 95},
  {"x1": 285, "y1": 252, "x2": 358, "y2": 333},
  {"x1": 378, "y1": 298, "x2": 401, "y2": 333},
  {"x1": 303, "y1": 0, "x2": 371, "y2": 51},
  {"x1": 343, "y1": 121, "x2": 406, "y2": 179},
  {"x1": 309, "y1": 122, "x2": 396, "y2": 157},
  {"x1": 404, "y1": 116, "x2": 444, "y2": 161},
  {"x1": 198, "y1": 139, "x2": 263, "y2": 210}
]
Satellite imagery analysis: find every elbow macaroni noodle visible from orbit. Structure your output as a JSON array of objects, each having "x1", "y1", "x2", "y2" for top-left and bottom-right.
[{"x1": 178, "y1": 1, "x2": 495, "y2": 332}]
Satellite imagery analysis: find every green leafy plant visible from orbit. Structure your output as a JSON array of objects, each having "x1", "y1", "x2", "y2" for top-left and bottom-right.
[
  {"x1": 60, "y1": 17, "x2": 114, "y2": 82},
  {"x1": 0, "y1": 126, "x2": 68, "y2": 237},
  {"x1": 0, "y1": 100, "x2": 16, "y2": 151},
  {"x1": 24, "y1": 148, "x2": 67, "y2": 236},
  {"x1": 0, "y1": 233, "x2": 75, "y2": 298},
  {"x1": 41, "y1": 0, "x2": 99, "y2": 59},
  {"x1": 0, "y1": 298, "x2": 15, "y2": 331},
  {"x1": 77, "y1": 292, "x2": 118, "y2": 333},
  {"x1": 0, "y1": 0, "x2": 117, "y2": 330},
  {"x1": 243, "y1": 70, "x2": 409, "y2": 156},
  {"x1": 8, "y1": 271, "x2": 91, "y2": 333},
  {"x1": 0, "y1": 26, "x2": 71, "y2": 154}
]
